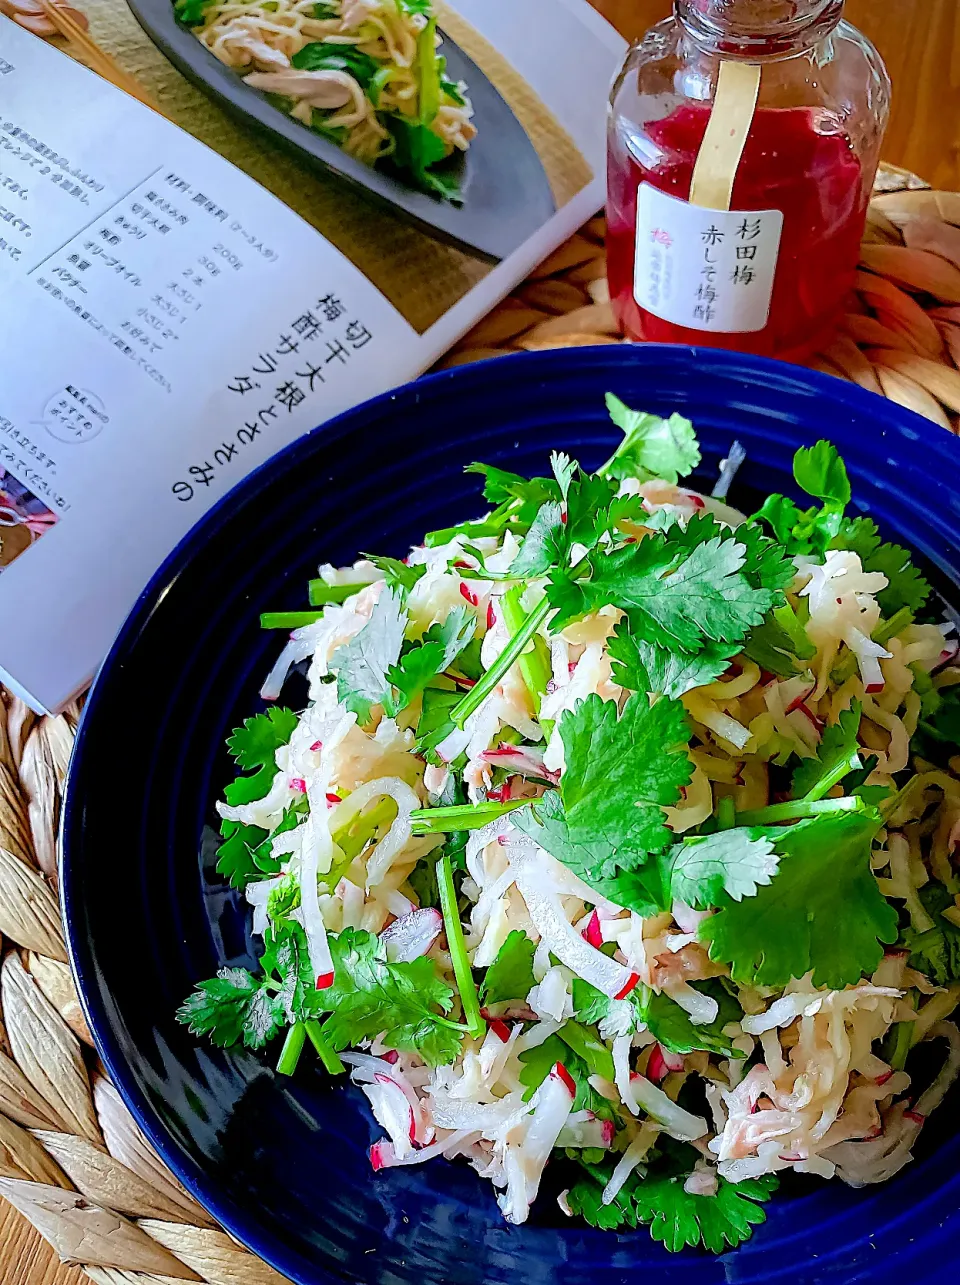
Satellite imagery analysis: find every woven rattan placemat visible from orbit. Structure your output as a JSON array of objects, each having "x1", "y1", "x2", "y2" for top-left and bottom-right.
[{"x1": 1, "y1": 170, "x2": 960, "y2": 1284}]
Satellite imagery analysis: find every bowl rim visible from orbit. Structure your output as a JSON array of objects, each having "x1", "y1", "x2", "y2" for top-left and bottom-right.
[{"x1": 60, "y1": 344, "x2": 960, "y2": 1284}]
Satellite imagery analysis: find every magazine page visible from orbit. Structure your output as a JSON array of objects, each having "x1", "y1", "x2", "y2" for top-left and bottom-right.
[{"x1": 0, "y1": 3, "x2": 623, "y2": 712}]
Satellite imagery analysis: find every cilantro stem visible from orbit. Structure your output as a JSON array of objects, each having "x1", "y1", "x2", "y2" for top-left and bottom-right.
[
  {"x1": 886, "y1": 1018, "x2": 914, "y2": 1072},
  {"x1": 717, "y1": 796, "x2": 736, "y2": 830},
  {"x1": 305, "y1": 1020, "x2": 345, "y2": 1074},
  {"x1": 411, "y1": 798, "x2": 530, "y2": 835},
  {"x1": 260, "y1": 610, "x2": 325, "y2": 630},
  {"x1": 436, "y1": 851, "x2": 485, "y2": 1039},
  {"x1": 308, "y1": 580, "x2": 366, "y2": 607},
  {"x1": 557, "y1": 1020, "x2": 615, "y2": 1082},
  {"x1": 277, "y1": 1022, "x2": 307, "y2": 1076},
  {"x1": 873, "y1": 607, "x2": 914, "y2": 648},
  {"x1": 424, "y1": 500, "x2": 514, "y2": 549},
  {"x1": 451, "y1": 595, "x2": 552, "y2": 728},
  {"x1": 773, "y1": 602, "x2": 816, "y2": 661},
  {"x1": 832, "y1": 608, "x2": 913, "y2": 685},
  {"x1": 735, "y1": 796, "x2": 863, "y2": 826},
  {"x1": 803, "y1": 750, "x2": 862, "y2": 803},
  {"x1": 500, "y1": 585, "x2": 554, "y2": 738},
  {"x1": 322, "y1": 798, "x2": 397, "y2": 889}
]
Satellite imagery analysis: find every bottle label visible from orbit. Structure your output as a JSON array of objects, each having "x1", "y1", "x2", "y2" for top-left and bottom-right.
[{"x1": 634, "y1": 184, "x2": 783, "y2": 333}]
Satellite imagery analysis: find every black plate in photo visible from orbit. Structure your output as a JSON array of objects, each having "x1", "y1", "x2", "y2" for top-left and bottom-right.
[{"x1": 125, "y1": 0, "x2": 558, "y2": 263}]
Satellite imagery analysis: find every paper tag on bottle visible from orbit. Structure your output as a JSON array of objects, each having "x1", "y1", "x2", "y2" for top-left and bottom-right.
[{"x1": 634, "y1": 184, "x2": 783, "y2": 334}]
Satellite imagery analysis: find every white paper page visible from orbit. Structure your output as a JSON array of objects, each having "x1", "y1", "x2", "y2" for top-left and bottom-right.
[
  {"x1": 0, "y1": 17, "x2": 422, "y2": 711},
  {"x1": 0, "y1": 3, "x2": 625, "y2": 714}
]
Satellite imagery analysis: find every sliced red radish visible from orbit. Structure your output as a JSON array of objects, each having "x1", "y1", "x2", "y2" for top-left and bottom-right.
[
  {"x1": 482, "y1": 744, "x2": 558, "y2": 783},
  {"x1": 556, "y1": 1116, "x2": 614, "y2": 1149},
  {"x1": 362, "y1": 1075, "x2": 417, "y2": 1159},
  {"x1": 289, "y1": 777, "x2": 307, "y2": 793},
  {"x1": 487, "y1": 601, "x2": 496, "y2": 630},
  {"x1": 379, "y1": 908, "x2": 443, "y2": 963},
  {"x1": 315, "y1": 971, "x2": 335, "y2": 990},
  {"x1": 647, "y1": 1043, "x2": 684, "y2": 1084},
  {"x1": 581, "y1": 911, "x2": 603, "y2": 949},
  {"x1": 369, "y1": 1130, "x2": 477, "y2": 1170},
  {"x1": 507, "y1": 838, "x2": 639, "y2": 1000},
  {"x1": 459, "y1": 582, "x2": 479, "y2": 607},
  {"x1": 489, "y1": 1018, "x2": 512, "y2": 1043},
  {"x1": 904, "y1": 1109, "x2": 926, "y2": 1125},
  {"x1": 552, "y1": 1062, "x2": 576, "y2": 1096},
  {"x1": 614, "y1": 973, "x2": 641, "y2": 1001}
]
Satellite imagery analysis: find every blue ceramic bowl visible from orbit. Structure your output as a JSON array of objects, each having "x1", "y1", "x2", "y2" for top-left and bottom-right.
[{"x1": 62, "y1": 346, "x2": 960, "y2": 1285}]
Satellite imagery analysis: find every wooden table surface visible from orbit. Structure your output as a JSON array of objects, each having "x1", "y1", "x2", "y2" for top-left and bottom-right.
[{"x1": 5, "y1": 1, "x2": 959, "y2": 1282}]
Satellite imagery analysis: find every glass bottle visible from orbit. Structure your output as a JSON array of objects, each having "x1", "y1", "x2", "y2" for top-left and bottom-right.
[{"x1": 607, "y1": 0, "x2": 891, "y2": 360}]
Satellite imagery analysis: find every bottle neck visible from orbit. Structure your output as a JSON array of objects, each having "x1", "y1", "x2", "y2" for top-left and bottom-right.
[{"x1": 675, "y1": 0, "x2": 844, "y2": 57}]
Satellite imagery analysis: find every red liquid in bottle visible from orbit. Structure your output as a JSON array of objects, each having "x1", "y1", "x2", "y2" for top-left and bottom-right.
[{"x1": 607, "y1": 104, "x2": 866, "y2": 360}]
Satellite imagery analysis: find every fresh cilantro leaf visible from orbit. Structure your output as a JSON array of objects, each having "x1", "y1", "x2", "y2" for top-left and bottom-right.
[
  {"x1": 567, "y1": 1157, "x2": 777, "y2": 1250},
  {"x1": 397, "y1": 0, "x2": 431, "y2": 12},
  {"x1": 793, "y1": 440, "x2": 851, "y2": 510},
  {"x1": 573, "y1": 978, "x2": 737, "y2": 1056},
  {"x1": 550, "y1": 450, "x2": 577, "y2": 498},
  {"x1": 315, "y1": 928, "x2": 461, "y2": 1065},
  {"x1": 832, "y1": 516, "x2": 931, "y2": 616},
  {"x1": 260, "y1": 919, "x2": 316, "y2": 1024},
  {"x1": 509, "y1": 501, "x2": 567, "y2": 577},
  {"x1": 903, "y1": 882, "x2": 960, "y2": 986},
  {"x1": 914, "y1": 684, "x2": 960, "y2": 765},
  {"x1": 701, "y1": 811, "x2": 898, "y2": 988},
  {"x1": 227, "y1": 707, "x2": 298, "y2": 771},
  {"x1": 601, "y1": 394, "x2": 701, "y2": 484},
  {"x1": 517, "y1": 1034, "x2": 610, "y2": 1117},
  {"x1": 662, "y1": 513, "x2": 795, "y2": 594},
  {"x1": 743, "y1": 600, "x2": 821, "y2": 676},
  {"x1": 332, "y1": 588, "x2": 407, "y2": 723},
  {"x1": 216, "y1": 803, "x2": 304, "y2": 888},
  {"x1": 408, "y1": 831, "x2": 466, "y2": 909},
  {"x1": 791, "y1": 701, "x2": 863, "y2": 799},
  {"x1": 177, "y1": 968, "x2": 284, "y2": 1049},
  {"x1": 512, "y1": 694, "x2": 691, "y2": 883},
  {"x1": 565, "y1": 470, "x2": 619, "y2": 549},
  {"x1": 464, "y1": 462, "x2": 557, "y2": 514},
  {"x1": 290, "y1": 42, "x2": 379, "y2": 87},
  {"x1": 565, "y1": 1169, "x2": 636, "y2": 1230},
  {"x1": 608, "y1": 621, "x2": 737, "y2": 699},
  {"x1": 640, "y1": 983, "x2": 739, "y2": 1057},
  {"x1": 216, "y1": 820, "x2": 269, "y2": 888},
  {"x1": 415, "y1": 686, "x2": 461, "y2": 759},
  {"x1": 572, "y1": 976, "x2": 618, "y2": 1027},
  {"x1": 668, "y1": 828, "x2": 779, "y2": 908},
  {"x1": 752, "y1": 492, "x2": 804, "y2": 547},
  {"x1": 731, "y1": 520, "x2": 798, "y2": 592},
  {"x1": 480, "y1": 930, "x2": 536, "y2": 1004},
  {"x1": 267, "y1": 873, "x2": 301, "y2": 923},
  {"x1": 366, "y1": 554, "x2": 426, "y2": 597},
  {"x1": 550, "y1": 533, "x2": 775, "y2": 649},
  {"x1": 753, "y1": 442, "x2": 851, "y2": 558},
  {"x1": 386, "y1": 607, "x2": 475, "y2": 714},
  {"x1": 632, "y1": 1170, "x2": 778, "y2": 1253}
]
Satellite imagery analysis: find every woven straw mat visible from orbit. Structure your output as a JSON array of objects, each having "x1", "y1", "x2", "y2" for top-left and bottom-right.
[{"x1": 3, "y1": 168, "x2": 960, "y2": 1283}]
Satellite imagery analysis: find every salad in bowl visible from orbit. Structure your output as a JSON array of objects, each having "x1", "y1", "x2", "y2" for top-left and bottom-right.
[{"x1": 178, "y1": 393, "x2": 960, "y2": 1253}]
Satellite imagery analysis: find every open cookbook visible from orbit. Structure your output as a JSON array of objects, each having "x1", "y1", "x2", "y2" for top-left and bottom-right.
[{"x1": 0, "y1": 2, "x2": 624, "y2": 713}]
